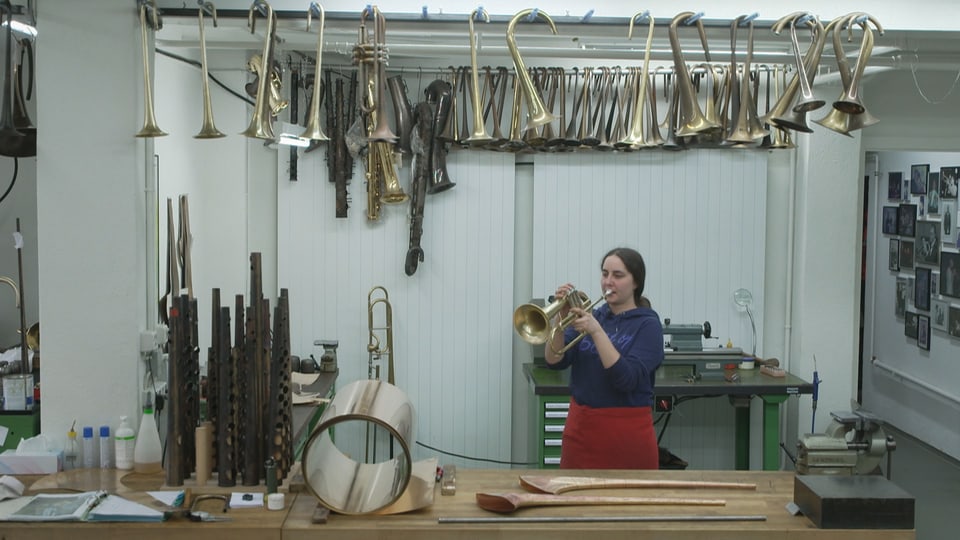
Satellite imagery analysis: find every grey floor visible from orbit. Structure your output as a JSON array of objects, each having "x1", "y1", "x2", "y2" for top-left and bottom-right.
[{"x1": 878, "y1": 424, "x2": 960, "y2": 540}]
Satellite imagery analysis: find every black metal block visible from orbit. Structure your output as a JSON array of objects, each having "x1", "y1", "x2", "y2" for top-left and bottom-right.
[{"x1": 793, "y1": 474, "x2": 915, "y2": 529}]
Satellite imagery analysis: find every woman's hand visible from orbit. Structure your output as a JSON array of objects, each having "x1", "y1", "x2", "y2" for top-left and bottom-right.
[
  {"x1": 554, "y1": 282, "x2": 575, "y2": 319},
  {"x1": 569, "y1": 307, "x2": 601, "y2": 336}
]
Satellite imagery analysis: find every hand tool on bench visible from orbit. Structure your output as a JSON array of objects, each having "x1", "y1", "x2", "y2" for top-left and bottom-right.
[
  {"x1": 518, "y1": 475, "x2": 756, "y2": 494},
  {"x1": 476, "y1": 492, "x2": 725, "y2": 513}
]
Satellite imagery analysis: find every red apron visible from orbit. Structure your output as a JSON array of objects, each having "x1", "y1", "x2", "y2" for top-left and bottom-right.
[{"x1": 560, "y1": 399, "x2": 659, "y2": 470}]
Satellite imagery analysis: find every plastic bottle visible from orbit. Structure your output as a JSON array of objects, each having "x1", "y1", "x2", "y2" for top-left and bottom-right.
[
  {"x1": 63, "y1": 421, "x2": 80, "y2": 471},
  {"x1": 133, "y1": 398, "x2": 163, "y2": 474},
  {"x1": 115, "y1": 416, "x2": 136, "y2": 470},
  {"x1": 81, "y1": 426, "x2": 98, "y2": 468},
  {"x1": 99, "y1": 425, "x2": 113, "y2": 468}
]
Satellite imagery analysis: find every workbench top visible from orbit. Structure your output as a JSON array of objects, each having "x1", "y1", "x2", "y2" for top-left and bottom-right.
[{"x1": 283, "y1": 468, "x2": 914, "y2": 540}]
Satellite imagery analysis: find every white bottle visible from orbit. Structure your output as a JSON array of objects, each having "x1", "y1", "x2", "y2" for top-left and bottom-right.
[
  {"x1": 99, "y1": 425, "x2": 113, "y2": 468},
  {"x1": 133, "y1": 403, "x2": 163, "y2": 474},
  {"x1": 115, "y1": 416, "x2": 136, "y2": 470},
  {"x1": 81, "y1": 426, "x2": 98, "y2": 469}
]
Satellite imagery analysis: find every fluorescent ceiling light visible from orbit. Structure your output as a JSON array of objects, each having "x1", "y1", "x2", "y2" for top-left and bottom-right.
[
  {"x1": 277, "y1": 133, "x2": 311, "y2": 148},
  {"x1": 2, "y1": 20, "x2": 37, "y2": 38}
]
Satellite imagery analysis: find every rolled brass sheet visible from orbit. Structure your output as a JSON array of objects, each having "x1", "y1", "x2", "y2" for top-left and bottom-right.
[{"x1": 301, "y1": 379, "x2": 422, "y2": 514}]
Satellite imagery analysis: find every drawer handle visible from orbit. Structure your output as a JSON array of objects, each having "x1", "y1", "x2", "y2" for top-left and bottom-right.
[
  {"x1": 544, "y1": 402, "x2": 570, "y2": 410},
  {"x1": 545, "y1": 411, "x2": 568, "y2": 419},
  {"x1": 544, "y1": 457, "x2": 561, "y2": 465},
  {"x1": 545, "y1": 425, "x2": 564, "y2": 433},
  {"x1": 545, "y1": 439, "x2": 562, "y2": 447}
]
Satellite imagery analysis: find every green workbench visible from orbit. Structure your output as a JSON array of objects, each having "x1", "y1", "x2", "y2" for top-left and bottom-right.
[{"x1": 523, "y1": 363, "x2": 813, "y2": 471}]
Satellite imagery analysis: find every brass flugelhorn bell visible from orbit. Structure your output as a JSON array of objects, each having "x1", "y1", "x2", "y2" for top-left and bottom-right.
[
  {"x1": 619, "y1": 11, "x2": 656, "y2": 149},
  {"x1": 0, "y1": 31, "x2": 36, "y2": 157},
  {"x1": 814, "y1": 13, "x2": 883, "y2": 135},
  {"x1": 762, "y1": 12, "x2": 826, "y2": 133},
  {"x1": 134, "y1": 0, "x2": 167, "y2": 138},
  {"x1": 241, "y1": 0, "x2": 277, "y2": 140},
  {"x1": 300, "y1": 2, "x2": 329, "y2": 142},
  {"x1": 194, "y1": 2, "x2": 225, "y2": 139},
  {"x1": 505, "y1": 9, "x2": 557, "y2": 131}
]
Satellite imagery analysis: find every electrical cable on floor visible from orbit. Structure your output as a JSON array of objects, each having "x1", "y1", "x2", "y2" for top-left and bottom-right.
[
  {"x1": 0, "y1": 157, "x2": 20, "y2": 205},
  {"x1": 415, "y1": 441, "x2": 537, "y2": 466}
]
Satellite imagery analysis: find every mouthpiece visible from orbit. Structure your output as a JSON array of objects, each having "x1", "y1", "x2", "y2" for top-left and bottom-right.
[{"x1": 603, "y1": 289, "x2": 612, "y2": 297}]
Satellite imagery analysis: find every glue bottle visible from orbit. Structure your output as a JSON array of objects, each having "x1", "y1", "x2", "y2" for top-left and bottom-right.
[
  {"x1": 63, "y1": 421, "x2": 80, "y2": 471},
  {"x1": 115, "y1": 416, "x2": 136, "y2": 470},
  {"x1": 133, "y1": 394, "x2": 163, "y2": 474}
]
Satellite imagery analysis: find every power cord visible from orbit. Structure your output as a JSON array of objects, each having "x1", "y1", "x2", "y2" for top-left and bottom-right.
[
  {"x1": 0, "y1": 157, "x2": 20, "y2": 205},
  {"x1": 415, "y1": 441, "x2": 537, "y2": 466}
]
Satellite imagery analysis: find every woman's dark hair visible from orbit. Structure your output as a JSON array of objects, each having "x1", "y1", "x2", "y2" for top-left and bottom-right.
[{"x1": 602, "y1": 247, "x2": 651, "y2": 308}]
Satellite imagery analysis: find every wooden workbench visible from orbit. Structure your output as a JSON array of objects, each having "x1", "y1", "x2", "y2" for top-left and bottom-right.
[{"x1": 282, "y1": 468, "x2": 915, "y2": 540}]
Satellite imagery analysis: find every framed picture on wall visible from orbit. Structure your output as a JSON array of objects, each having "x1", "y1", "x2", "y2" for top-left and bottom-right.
[
  {"x1": 905, "y1": 311, "x2": 919, "y2": 338},
  {"x1": 928, "y1": 172, "x2": 941, "y2": 214},
  {"x1": 949, "y1": 305, "x2": 960, "y2": 338},
  {"x1": 888, "y1": 171, "x2": 903, "y2": 200},
  {"x1": 915, "y1": 221, "x2": 941, "y2": 265},
  {"x1": 932, "y1": 270, "x2": 940, "y2": 296},
  {"x1": 888, "y1": 239, "x2": 900, "y2": 271},
  {"x1": 918, "y1": 314, "x2": 930, "y2": 350},
  {"x1": 932, "y1": 299, "x2": 949, "y2": 332},
  {"x1": 915, "y1": 267, "x2": 931, "y2": 311},
  {"x1": 895, "y1": 277, "x2": 908, "y2": 317},
  {"x1": 943, "y1": 202, "x2": 956, "y2": 244},
  {"x1": 941, "y1": 166, "x2": 959, "y2": 200},
  {"x1": 942, "y1": 251, "x2": 960, "y2": 299},
  {"x1": 911, "y1": 164, "x2": 929, "y2": 195},
  {"x1": 900, "y1": 240, "x2": 915, "y2": 269},
  {"x1": 882, "y1": 206, "x2": 898, "y2": 235},
  {"x1": 898, "y1": 204, "x2": 917, "y2": 237}
]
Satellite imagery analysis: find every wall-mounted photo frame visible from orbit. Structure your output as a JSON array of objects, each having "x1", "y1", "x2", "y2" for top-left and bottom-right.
[
  {"x1": 898, "y1": 204, "x2": 917, "y2": 237},
  {"x1": 949, "y1": 305, "x2": 960, "y2": 338},
  {"x1": 918, "y1": 314, "x2": 930, "y2": 350},
  {"x1": 911, "y1": 164, "x2": 929, "y2": 195},
  {"x1": 903, "y1": 178, "x2": 911, "y2": 202},
  {"x1": 882, "y1": 206, "x2": 898, "y2": 235},
  {"x1": 900, "y1": 240, "x2": 915, "y2": 269},
  {"x1": 941, "y1": 166, "x2": 959, "y2": 200},
  {"x1": 888, "y1": 171, "x2": 903, "y2": 200},
  {"x1": 915, "y1": 267, "x2": 931, "y2": 311},
  {"x1": 905, "y1": 311, "x2": 919, "y2": 338},
  {"x1": 932, "y1": 270, "x2": 940, "y2": 296},
  {"x1": 895, "y1": 277, "x2": 908, "y2": 317},
  {"x1": 888, "y1": 239, "x2": 900, "y2": 271},
  {"x1": 915, "y1": 221, "x2": 941, "y2": 266},
  {"x1": 932, "y1": 299, "x2": 949, "y2": 332},
  {"x1": 943, "y1": 202, "x2": 956, "y2": 244},
  {"x1": 927, "y1": 172, "x2": 941, "y2": 214},
  {"x1": 942, "y1": 251, "x2": 960, "y2": 299}
]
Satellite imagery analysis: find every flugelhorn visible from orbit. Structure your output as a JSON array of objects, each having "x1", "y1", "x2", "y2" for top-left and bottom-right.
[
  {"x1": 505, "y1": 9, "x2": 557, "y2": 131},
  {"x1": 241, "y1": 0, "x2": 277, "y2": 140},
  {"x1": 300, "y1": 2, "x2": 329, "y2": 142},
  {"x1": 134, "y1": 0, "x2": 167, "y2": 138},
  {"x1": 464, "y1": 8, "x2": 493, "y2": 145},
  {"x1": 513, "y1": 289, "x2": 611, "y2": 355},
  {"x1": 195, "y1": 1, "x2": 225, "y2": 139},
  {"x1": 667, "y1": 12, "x2": 720, "y2": 137},
  {"x1": 367, "y1": 286, "x2": 395, "y2": 385}
]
